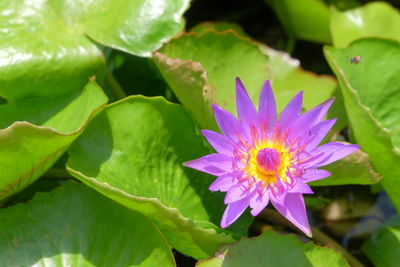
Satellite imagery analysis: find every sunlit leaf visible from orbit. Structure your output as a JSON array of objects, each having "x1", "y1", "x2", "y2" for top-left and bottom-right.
[
  {"x1": 154, "y1": 27, "x2": 336, "y2": 130},
  {"x1": 330, "y1": 2, "x2": 400, "y2": 48},
  {"x1": 0, "y1": 81, "x2": 107, "y2": 200},
  {"x1": 67, "y1": 96, "x2": 252, "y2": 259},
  {"x1": 324, "y1": 38, "x2": 400, "y2": 210},
  {"x1": 0, "y1": 180, "x2": 175, "y2": 266}
]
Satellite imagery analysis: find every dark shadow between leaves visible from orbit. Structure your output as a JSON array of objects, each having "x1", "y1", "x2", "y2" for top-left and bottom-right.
[{"x1": 0, "y1": 89, "x2": 82, "y2": 131}]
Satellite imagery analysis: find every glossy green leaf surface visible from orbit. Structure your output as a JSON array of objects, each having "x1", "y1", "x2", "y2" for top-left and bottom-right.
[
  {"x1": 324, "y1": 38, "x2": 400, "y2": 210},
  {"x1": 0, "y1": 180, "x2": 174, "y2": 266},
  {"x1": 0, "y1": 0, "x2": 105, "y2": 101},
  {"x1": 0, "y1": 0, "x2": 189, "y2": 61},
  {"x1": 51, "y1": 0, "x2": 190, "y2": 56},
  {"x1": 362, "y1": 220, "x2": 400, "y2": 267},
  {"x1": 265, "y1": 0, "x2": 332, "y2": 43},
  {"x1": 330, "y1": 2, "x2": 400, "y2": 48},
  {"x1": 0, "y1": 81, "x2": 107, "y2": 200},
  {"x1": 197, "y1": 231, "x2": 349, "y2": 267},
  {"x1": 67, "y1": 96, "x2": 252, "y2": 259},
  {"x1": 154, "y1": 28, "x2": 336, "y2": 130}
]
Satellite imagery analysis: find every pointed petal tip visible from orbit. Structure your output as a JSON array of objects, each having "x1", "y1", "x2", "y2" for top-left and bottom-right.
[
  {"x1": 182, "y1": 161, "x2": 190, "y2": 167},
  {"x1": 182, "y1": 159, "x2": 199, "y2": 169},
  {"x1": 235, "y1": 77, "x2": 244, "y2": 87},
  {"x1": 263, "y1": 79, "x2": 272, "y2": 88},
  {"x1": 250, "y1": 209, "x2": 260, "y2": 216},
  {"x1": 323, "y1": 97, "x2": 336, "y2": 107},
  {"x1": 260, "y1": 80, "x2": 274, "y2": 97},
  {"x1": 296, "y1": 90, "x2": 304, "y2": 98},
  {"x1": 211, "y1": 103, "x2": 220, "y2": 111},
  {"x1": 305, "y1": 229, "x2": 313, "y2": 238}
]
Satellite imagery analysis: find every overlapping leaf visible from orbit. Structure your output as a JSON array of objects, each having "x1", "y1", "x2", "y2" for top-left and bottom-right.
[
  {"x1": 0, "y1": 180, "x2": 175, "y2": 266},
  {"x1": 0, "y1": 0, "x2": 190, "y2": 64},
  {"x1": 67, "y1": 96, "x2": 253, "y2": 259},
  {"x1": 0, "y1": 81, "x2": 107, "y2": 200},
  {"x1": 324, "y1": 38, "x2": 400, "y2": 210},
  {"x1": 153, "y1": 27, "x2": 336, "y2": 130},
  {"x1": 197, "y1": 231, "x2": 349, "y2": 267},
  {"x1": 330, "y1": 2, "x2": 400, "y2": 48}
]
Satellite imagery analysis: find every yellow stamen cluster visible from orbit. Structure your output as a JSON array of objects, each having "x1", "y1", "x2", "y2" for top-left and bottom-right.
[{"x1": 245, "y1": 140, "x2": 292, "y2": 186}]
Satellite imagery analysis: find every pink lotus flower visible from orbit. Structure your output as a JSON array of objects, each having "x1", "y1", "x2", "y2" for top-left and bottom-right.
[{"x1": 184, "y1": 78, "x2": 359, "y2": 236}]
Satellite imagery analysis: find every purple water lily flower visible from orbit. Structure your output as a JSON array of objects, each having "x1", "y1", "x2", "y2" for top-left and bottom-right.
[{"x1": 184, "y1": 78, "x2": 359, "y2": 237}]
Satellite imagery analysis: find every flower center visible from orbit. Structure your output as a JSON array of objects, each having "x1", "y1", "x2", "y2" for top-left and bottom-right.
[
  {"x1": 244, "y1": 140, "x2": 292, "y2": 186},
  {"x1": 256, "y1": 148, "x2": 281, "y2": 173}
]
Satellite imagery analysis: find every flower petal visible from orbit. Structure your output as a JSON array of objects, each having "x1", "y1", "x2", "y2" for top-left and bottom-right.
[
  {"x1": 297, "y1": 152, "x2": 328, "y2": 169},
  {"x1": 212, "y1": 104, "x2": 250, "y2": 144},
  {"x1": 259, "y1": 80, "x2": 277, "y2": 133},
  {"x1": 301, "y1": 169, "x2": 331, "y2": 182},
  {"x1": 271, "y1": 193, "x2": 312, "y2": 237},
  {"x1": 313, "y1": 142, "x2": 360, "y2": 167},
  {"x1": 250, "y1": 190, "x2": 270, "y2": 216},
  {"x1": 221, "y1": 198, "x2": 250, "y2": 228},
  {"x1": 290, "y1": 182, "x2": 314, "y2": 194},
  {"x1": 310, "y1": 98, "x2": 335, "y2": 125},
  {"x1": 279, "y1": 91, "x2": 303, "y2": 129},
  {"x1": 225, "y1": 182, "x2": 253, "y2": 204},
  {"x1": 288, "y1": 98, "x2": 334, "y2": 140},
  {"x1": 183, "y1": 153, "x2": 232, "y2": 176},
  {"x1": 209, "y1": 174, "x2": 235, "y2": 192},
  {"x1": 202, "y1": 130, "x2": 235, "y2": 155},
  {"x1": 236, "y1": 78, "x2": 259, "y2": 129},
  {"x1": 305, "y1": 119, "x2": 337, "y2": 152}
]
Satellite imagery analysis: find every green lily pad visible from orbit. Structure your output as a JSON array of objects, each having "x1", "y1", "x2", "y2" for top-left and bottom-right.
[
  {"x1": 66, "y1": 96, "x2": 252, "y2": 259},
  {"x1": 197, "y1": 231, "x2": 349, "y2": 267},
  {"x1": 190, "y1": 22, "x2": 343, "y2": 126},
  {"x1": 0, "y1": 180, "x2": 175, "y2": 266},
  {"x1": 330, "y1": 2, "x2": 400, "y2": 48},
  {"x1": 0, "y1": 81, "x2": 107, "y2": 200},
  {"x1": 153, "y1": 28, "x2": 336, "y2": 130},
  {"x1": 0, "y1": 0, "x2": 189, "y2": 65},
  {"x1": 362, "y1": 222, "x2": 400, "y2": 267},
  {"x1": 324, "y1": 38, "x2": 400, "y2": 210}
]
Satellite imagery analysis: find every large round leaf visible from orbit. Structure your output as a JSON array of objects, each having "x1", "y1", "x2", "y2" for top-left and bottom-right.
[
  {"x1": 66, "y1": 96, "x2": 252, "y2": 259},
  {"x1": 0, "y1": 0, "x2": 105, "y2": 101},
  {"x1": 0, "y1": 0, "x2": 189, "y2": 66},
  {"x1": 0, "y1": 81, "x2": 107, "y2": 200},
  {"x1": 330, "y1": 2, "x2": 400, "y2": 48},
  {"x1": 324, "y1": 38, "x2": 400, "y2": 210},
  {"x1": 153, "y1": 28, "x2": 336, "y2": 130},
  {"x1": 197, "y1": 231, "x2": 349, "y2": 267},
  {"x1": 0, "y1": 180, "x2": 175, "y2": 266}
]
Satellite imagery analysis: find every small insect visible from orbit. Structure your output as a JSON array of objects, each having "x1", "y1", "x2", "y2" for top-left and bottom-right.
[{"x1": 350, "y1": 56, "x2": 362, "y2": 64}]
